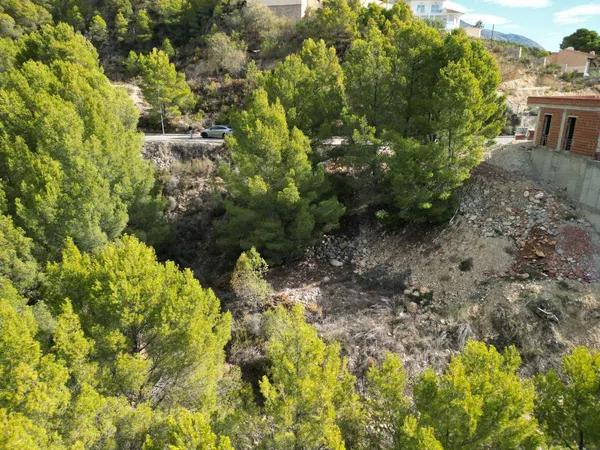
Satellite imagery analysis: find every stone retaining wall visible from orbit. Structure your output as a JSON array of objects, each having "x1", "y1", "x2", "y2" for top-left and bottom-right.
[{"x1": 142, "y1": 141, "x2": 226, "y2": 170}]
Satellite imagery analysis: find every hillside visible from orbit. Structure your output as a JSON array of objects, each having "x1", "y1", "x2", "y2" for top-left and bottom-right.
[
  {"x1": 461, "y1": 21, "x2": 544, "y2": 49},
  {"x1": 147, "y1": 138, "x2": 600, "y2": 378},
  {"x1": 4, "y1": 1, "x2": 600, "y2": 447}
]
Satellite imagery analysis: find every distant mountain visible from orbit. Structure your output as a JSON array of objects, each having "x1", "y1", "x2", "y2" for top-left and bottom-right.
[{"x1": 460, "y1": 21, "x2": 545, "y2": 50}]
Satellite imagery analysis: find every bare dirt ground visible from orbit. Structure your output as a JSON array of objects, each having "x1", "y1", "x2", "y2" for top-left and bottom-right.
[
  {"x1": 499, "y1": 71, "x2": 600, "y2": 116},
  {"x1": 145, "y1": 139, "x2": 600, "y2": 379},
  {"x1": 267, "y1": 143, "x2": 600, "y2": 377}
]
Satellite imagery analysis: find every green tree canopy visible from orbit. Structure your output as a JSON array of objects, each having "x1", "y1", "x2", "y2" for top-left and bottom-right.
[
  {"x1": 298, "y1": 0, "x2": 359, "y2": 55},
  {"x1": 0, "y1": 280, "x2": 70, "y2": 444},
  {"x1": 561, "y1": 28, "x2": 600, "y2": 53},
  {"x1": 343, "y1": 24, "x2": 393, "y2": 131},
  {"x1": 88, "y1": 14, "x2": 108, "y2": 44},
  {"x1": 260, "y1": 305, "x2": 364, "y2": 449},
  {"x1": 127, "y1": 47, "x2": 196, "y2": 134},
  {"x1": 45, "y1": 235, "x2": 232, "y2": 411},
  {"x1": 535, "y1": 347, "x2": 600, "y2": 450},
  {"x1": 143, "y1": 409, "x2": 233, "y2": 450},
  {"x1": 230, "y1": 247, "x2": 272, "y2": 307},
  {"x1": 342, "y1": 21, "x2": 504, "y2": 222},
  {"x1": 0, "y1": 23, "x2": 165, "y2": 260},
  {"x1": 0, "y1": 210, "x2": 38, "y2": 293},
  {"x1": 365, "y1": 353, "x2": 444, "y2": 450},
  {"x1": 217, "y1": 88, "x2": 345, "y2": 261},
  {"x1": 0, "y1": 0, "x2": 52, "y2": 38},
  {"x1": 259, "y1": 38, "x2": 346, "y2": 138},
  {"x1": 414, "y1": 341, "x2": 541, "y2": 450}
]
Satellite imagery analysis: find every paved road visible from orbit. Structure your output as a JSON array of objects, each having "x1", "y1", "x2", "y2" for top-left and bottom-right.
[
  {"x1": 144, "y1": 133, "x2": 517, "y2": 147},
  {"x1": 144, "y1": 133, "x2": 224, "y2": 144}
]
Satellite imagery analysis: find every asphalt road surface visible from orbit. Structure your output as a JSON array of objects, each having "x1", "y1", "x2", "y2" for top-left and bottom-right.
[
  {"x1": 144, "y1": 133, "x2": 224, "y2": 144},
  {"x1": 144, "y1": 133, "x2": 516, "y2": 146}
]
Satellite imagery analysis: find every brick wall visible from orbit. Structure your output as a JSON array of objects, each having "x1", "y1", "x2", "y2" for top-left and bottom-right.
[
  {"x1": 537, "y1": 107, "x2": 563, "y2": 149},
  {"x1": 536, "y1": 106, "x2": 600, "y2": 157},
  {"x1": 569, "y1": 110, "x2": 600, "y2": 157}
]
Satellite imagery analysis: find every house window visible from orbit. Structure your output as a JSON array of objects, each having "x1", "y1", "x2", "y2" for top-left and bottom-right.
[
  {"x1": 431, "y1": 3, "x2": 442, "y2": 13},
  {"x1": 541, "y1": 114, "x2": 552, "y2": 146},
  {"x1": 416, "y1": 4, "x2": 425, "y2": 13},
  {"x1": 563, "y1": 117, "x2": 576, "y2": 151}
]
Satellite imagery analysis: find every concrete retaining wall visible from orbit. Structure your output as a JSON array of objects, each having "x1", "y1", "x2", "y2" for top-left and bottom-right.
[{"x1": 530, "y1": 147, "x2": 600, "y2": 230}]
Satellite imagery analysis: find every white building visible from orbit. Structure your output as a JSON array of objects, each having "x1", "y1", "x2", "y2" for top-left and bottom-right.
[
  {"x1": 407, "y1": 1, "x2": 465, "y2": 30},
  {"x1": 261, "y1": 0, "x2": 321, "y2": 20}
]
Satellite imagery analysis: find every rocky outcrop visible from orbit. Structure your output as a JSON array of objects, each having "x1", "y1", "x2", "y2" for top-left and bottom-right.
[{"x1": 143, "y1": 140, "x2": 227, "y2": 170}]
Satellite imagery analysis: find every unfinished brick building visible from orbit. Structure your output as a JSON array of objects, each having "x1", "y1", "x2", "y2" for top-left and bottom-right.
[{"x1": 527, "y1": 96, "x2": 600, "y2": 158}]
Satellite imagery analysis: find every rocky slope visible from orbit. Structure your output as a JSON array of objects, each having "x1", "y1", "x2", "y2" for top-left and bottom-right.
[{"x1": 145, "y1": 139, "x2": 600, "y2": 379}]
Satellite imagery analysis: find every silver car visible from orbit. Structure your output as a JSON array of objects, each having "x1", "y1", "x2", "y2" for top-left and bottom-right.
[{"x1": 200, "y1": 125, "x2": 233, "y2": 139}]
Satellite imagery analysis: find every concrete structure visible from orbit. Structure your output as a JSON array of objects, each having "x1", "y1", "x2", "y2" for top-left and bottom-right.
[
  {"x1": 544, "y1": 48, "x2": 598, "y2": 77},
  {"x1": 530, "y1": 147, "x2": 600, "y2": 232},
  {"x1": 408, "y1": 1, "x2": 464, "y2": 30},
  {"x1": 261, "y1": 0, "x2": 320, "y2": 20},
  {"x1": 528, "y1": 96, "x2": 600, "y2": 158}
]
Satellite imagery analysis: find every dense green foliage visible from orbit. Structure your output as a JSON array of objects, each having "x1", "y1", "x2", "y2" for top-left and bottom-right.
[
  {"x1": 126, "y1": 47, "x2": 195, "y2": 133},
  {"x1": 535, "y1": 347, "x2": 600, "y2": 450},
  {"x1": 0, "y1": 237, "x2": 233, "y2": 449},
  {"x1": 0, "y1": 0, "x2": 52, "y2": 38},
  {"x1": 260, "y1": 305, "x2": 364, "y2": 449},
  {"x1": 45, "y1": 235, "x2": 232, "y2": 410},
  {"x1": 0, "y1": 3, "x2": 588, "y2": 450},
  {"x1": 0, "y1": 23, "x2": 165, "y2": 260},
  {"x1": 246, "y1": 3, "x2": 504, "y2": 226},
  {"x1": 217, "y1": 88, "x2": 345, "y2": 261},
  {"x1": 4, "y1": 266, "x2": 596, "y2": 450},
  {"x1": 341, "y1": 18, "x2": 503, "y2": 222},
  {"x1": 259, "y1": 38, "x2": 346, "y2": 138},
  {"x1": 297, "y1": 0, "x2": 360, "y2": 54},
  {"x1": 561, "y1": 28, "x2": 600, "y2": 53},
  {"x1": 230, "y1": 247, "x2": 272, "y2": 307},
  {"x1": 0, "y1": 203, "x2": 38, "y2": 293}
]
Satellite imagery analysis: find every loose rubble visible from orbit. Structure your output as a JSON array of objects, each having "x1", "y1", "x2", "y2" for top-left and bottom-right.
[{"x1": 269, "y1": 153, "x2": 600, "y2": 376}]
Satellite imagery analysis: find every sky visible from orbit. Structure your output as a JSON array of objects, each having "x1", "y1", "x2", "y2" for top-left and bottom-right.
[{"x1": 450, "y1": 0, "x2": 600, "y2": 50}]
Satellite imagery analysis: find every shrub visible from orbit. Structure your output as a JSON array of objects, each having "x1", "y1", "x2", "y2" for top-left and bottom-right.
[{"x1": 231, "y1": 247, "x2": 272, "y2": 308}]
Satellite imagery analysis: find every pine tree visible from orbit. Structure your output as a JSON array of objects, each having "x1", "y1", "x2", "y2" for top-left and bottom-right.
[
  {"x1": 298, "y1": 0, "x2": 359, "y2": 55},
  {"x1": 260, "y1": 305, "x2": 365, "y2": 449},
  {"x1": 365, "y1": 353, "x2": 410, "y2": 448},
  {"x1": 535, "y1": 347, "x2": 600, "y2": 450},
  {"x1": 0, "y1": 23, "x2": 166, "y2": 260},
  {"x1": 414, "y1": 341, "x2": 541, "y2": 450},
  {"x1": 127, "y1": 48, "x2": 196, "y2": 134},
  {"x1": 134, "y1": 9, "x2": 152, "y2": 42},
  {"x1": 260, "y1": 38, "x2": 346, "y2": 138},
  {"x1": 230, "y1": 247, "x2": 272, "y2": 307},
  {"x1": 45, "y1": 235, "x2": 232, "y2": 411},
  {"x1": 217, "y1": 88, "x2": 345, "y2": 261},
  {"x1": 343, "y1": 24, "x2": 393, "y2": 131},
  {"x1": 561, "y1": 28, "x2": 600, "y2": 53},
  {"x1": 88, "y1": 14, "x2": 108, "y2": 44},
  {"x1": 0, "y1": 213, "x2": 38, "y2": 293},
  {"x1": 114, "y1": 10, "x2": 128, "y2": 42},
  {"x1": 143, "y1": 409, "x2": 233, "y2": 450},
  {"x1": 0, "y1": 280, "x2": 70, "y2": 436}
]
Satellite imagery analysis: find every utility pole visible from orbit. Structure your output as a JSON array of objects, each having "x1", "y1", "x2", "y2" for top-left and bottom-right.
[{"x1": 491, "y1": 24, "x2": 495, "y2": 43}]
